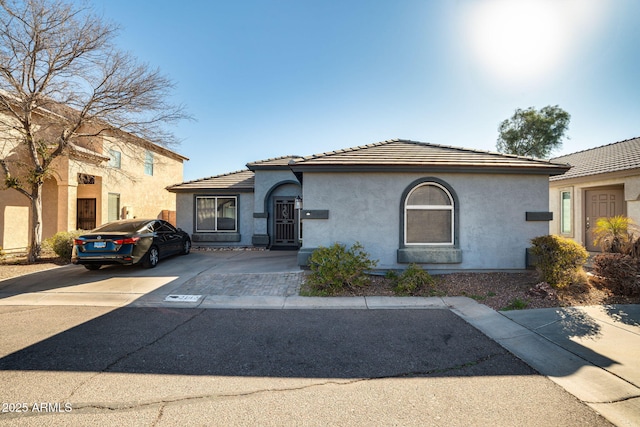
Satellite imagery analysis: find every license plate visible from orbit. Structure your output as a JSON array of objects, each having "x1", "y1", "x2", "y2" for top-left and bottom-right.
[{"x1": 93, "y1": 242, "x2": 106, "y2": 249}]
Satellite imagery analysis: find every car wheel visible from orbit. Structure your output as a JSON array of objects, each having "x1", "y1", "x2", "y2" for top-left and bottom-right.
[
  {"x1": 181, "y1": 239, "x2": 191, "y2": 255},
  {"x1": 84, "y1": 264, "x2": 101, "y2": 271},
  {"x1": 144, "y1": 246, "x2": 160, "y2": 268}
]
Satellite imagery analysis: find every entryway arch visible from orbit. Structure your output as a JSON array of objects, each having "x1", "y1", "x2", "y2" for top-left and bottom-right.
[{"x1": 264, "y1": 181, "x2": 301, "y2": 249}]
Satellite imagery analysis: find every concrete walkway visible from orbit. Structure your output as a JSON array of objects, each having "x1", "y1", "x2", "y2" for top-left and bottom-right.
[{"x1": 455, "y1": 301, "x2": 640, "y2": 427}]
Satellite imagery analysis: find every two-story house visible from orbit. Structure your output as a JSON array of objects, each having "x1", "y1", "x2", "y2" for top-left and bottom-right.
[{"x1": 0, "y1": 107, "x2": 188, "y2": 253}]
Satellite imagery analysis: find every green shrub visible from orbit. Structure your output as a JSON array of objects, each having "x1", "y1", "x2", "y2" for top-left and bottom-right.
[
  {"x1": 592, "y1": 253, "x2": 639, "y2": 296},
  {"x1": 530, "y1": 235, "x2": 588, "y2": 288},
  {"x1": 306, "y1": 242, "x2": 378, "y2": 294},
  {"x1": 392, "y1": 263, "x2": 435, "y2": 295},
  {"x1": 501, "y1": 298, "x2": 529, "y2": 311},
  {"x1": 385, "y1": 269, "x2": 399, "y2": 281},
  {"x1": 45, "y1": 230, "x2": 84, "y2": 261}
]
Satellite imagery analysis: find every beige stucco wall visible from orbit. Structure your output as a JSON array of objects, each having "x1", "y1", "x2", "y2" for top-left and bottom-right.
[
  {"x1": 0, "y1": 127, "x2": 185, "y2": 251},
  {"x1": 0, "y1": 189, "x2": 30, "y2": 252},
  {"x1": 549, "y1": 170, "x2": 640, "y2": 247},
  {"x1": 68, "y1": 137, "x2": 184, "y2": 227}
]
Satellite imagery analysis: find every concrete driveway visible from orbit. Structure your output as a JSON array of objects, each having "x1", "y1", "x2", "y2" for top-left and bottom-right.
[{"x1": 0, "y1": 250, "x2": 302, "y2": 306}]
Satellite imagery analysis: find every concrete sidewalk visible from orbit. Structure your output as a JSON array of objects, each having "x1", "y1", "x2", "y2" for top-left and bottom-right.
[{"x1": 454, "y1": 301, "x2": 640, "y2": 427}]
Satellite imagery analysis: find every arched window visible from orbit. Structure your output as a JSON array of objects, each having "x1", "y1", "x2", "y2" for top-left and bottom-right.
[{"x1": 404, "y1": 182, "x2": 454, "y2": 245}]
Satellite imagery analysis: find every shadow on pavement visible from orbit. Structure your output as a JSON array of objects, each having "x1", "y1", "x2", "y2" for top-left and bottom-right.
[
  {"x1": 602, "y1": 304, "x2": 640, "y2": 328},
  {"x1": 0, "y1": 308, "x2": 544, "y2": 379},
  {"x1": 554, "y1": 307, "x2": 602, "y2": 339}
]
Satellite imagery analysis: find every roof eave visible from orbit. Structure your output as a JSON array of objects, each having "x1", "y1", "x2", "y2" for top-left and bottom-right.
[
  {"x1": 289, "y1": 163, "x2": 571, "y2": 176},
  {"x1": 550, "y1": 166, "x2": 640, "y2": 182},
  {"x1": 167, "y1": 186, "x2": 254, "y2": 193},
  {"x1": 247, "y1": 164, "x2": 295, "y2": 171}
]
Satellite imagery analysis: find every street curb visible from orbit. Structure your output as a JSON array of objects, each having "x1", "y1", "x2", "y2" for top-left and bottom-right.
[{"x1": 448, "y1": 297, "x2": 640, "y2": 427}]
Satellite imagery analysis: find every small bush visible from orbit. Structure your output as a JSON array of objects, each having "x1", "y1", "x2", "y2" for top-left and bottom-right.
[
  {"x1": 530, "y1": 235, "x2": 588, "y2": 288},
  {"x1": 306, "y1": 242, "x2": 378, "y2": 294},
  {"x1": 45, "y1": 230, "x2": 84, "y2": 261},
  {"x1": 385, "y1": 269, "x2": 399, "y2": 281},
  {"x1": 501, "y1": 298, "x2": 529, "y2": 311},
  {"x1": 392, "y1": 263, "x2": 435, "y2": 295},
  {"x1": 592, "y1": 253, "x2": 640, "y2": 296}
]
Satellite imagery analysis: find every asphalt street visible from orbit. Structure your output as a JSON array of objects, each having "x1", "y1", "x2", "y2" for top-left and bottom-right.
[
  {"x1": 0, "y1": 251, "x2": 626, "y2": 426},
  {"x1": 0, "y1": 305, "x2": 611, "y2": 426}
]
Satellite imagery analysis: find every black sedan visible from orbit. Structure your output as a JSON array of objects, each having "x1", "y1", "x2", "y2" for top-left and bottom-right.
[{"x1": 71, "y1": 219, "x2": 191, "y2": 270}]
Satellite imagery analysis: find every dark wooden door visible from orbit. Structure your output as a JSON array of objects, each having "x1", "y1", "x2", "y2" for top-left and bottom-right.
[
  {"x1": 77, "y1": 198, "x2": 96, "y2": 230},
  {"x1": 273, "y1": 198, "x2": 297, "y2": 246},
  {"x1": 585, "y1": 188, "x2": 624, "y2": 251}
]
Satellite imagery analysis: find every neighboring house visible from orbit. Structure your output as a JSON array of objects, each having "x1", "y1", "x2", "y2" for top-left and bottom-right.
[
  {"x1": 549, "y1": 137, "x2": 640, "y2": 251},
  {"x1": 0, "y1": 110, "x2": 188, "y2": 253},
  {"x1": 169, "y1": 139, "x2": 569, "y2": 271}
]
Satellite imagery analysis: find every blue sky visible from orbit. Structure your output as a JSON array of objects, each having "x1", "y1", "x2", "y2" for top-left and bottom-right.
[{"x1": 93, "y1": 0, "x2": 640, "y2": 181}]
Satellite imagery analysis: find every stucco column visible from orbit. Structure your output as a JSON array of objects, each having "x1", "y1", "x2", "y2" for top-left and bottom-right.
[
  {"x1": 59, "y1": 183, "x2": 78, "y2": 231},
  {"x1": 252, "y1": 214, "x2": 269, "y2": 246}
]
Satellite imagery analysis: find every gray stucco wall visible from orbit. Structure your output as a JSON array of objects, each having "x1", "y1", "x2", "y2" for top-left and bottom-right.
[
  {"x1": 253, "y1": 170, "x2": 301, "y2": 214},
  {"x1": 175, "y1": 191, "x2": 254, "y2": 246},
  {"x1": 252, "y1": 169, "x2": 301, "y2": 246},
  {"x1": 299, "y1": 172, "x2": 551, "y2": 272}
]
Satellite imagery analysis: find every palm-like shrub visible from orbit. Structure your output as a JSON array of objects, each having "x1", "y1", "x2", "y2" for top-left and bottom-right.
[
  {"x1": 593, "y1": 215, "x2": 638, "y2": 253},
  {"x1": 591, "y1": 215, "x2": 640, "y2": 296}
]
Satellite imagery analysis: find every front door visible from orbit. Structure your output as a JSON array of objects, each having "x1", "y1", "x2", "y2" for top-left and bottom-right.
[
  {"x1": 273, "y1": 198, "x2": 298, "y2": 247},
  {"x1": 77, "y1": 198, "x2": 97, "y2": 230},
  {"x1": 585, "y1": 188, "x2": 625, "y2": 251}
]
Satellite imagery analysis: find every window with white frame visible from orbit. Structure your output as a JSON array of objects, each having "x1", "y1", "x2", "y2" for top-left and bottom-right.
[
  {"x1": 108, "y1": 149, "x2": 121, "y2": 168},
  {"x1": 405, "y1": 183, "x2": 454, "y2": 245},
  {"x1": 144, "y1": 150, "x2": 154, "y2": 176},
  {"x1": 108, "y1": 193, "x2": 120, "y2": 222},
  {"x1": 560, "y1": 190, "x2": 572, "y2": 234},
  {"x1": 196, "y1": 196, "x2": 237, "y2": 232}
]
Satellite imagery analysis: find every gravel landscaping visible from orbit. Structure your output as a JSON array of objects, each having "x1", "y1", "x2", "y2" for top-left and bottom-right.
[{"x1": 306, "y1": 270, "x2": 640, "y2": 311}]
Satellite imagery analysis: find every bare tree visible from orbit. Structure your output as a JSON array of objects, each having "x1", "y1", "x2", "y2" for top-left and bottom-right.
[{"x1": 0, "y1": 0, "x2": 189, "y2": 262}]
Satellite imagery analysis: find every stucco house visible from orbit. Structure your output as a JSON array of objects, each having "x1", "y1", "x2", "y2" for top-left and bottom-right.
[
  {"x1": 170, "y1": 139, "x2": 570, "y2": 272},
  {"x1": 549, "y1": 137, "x2": 640, "y2": 251},
  {"x1": 0, "y1": 108, "x2": 188, "y2": 253}
]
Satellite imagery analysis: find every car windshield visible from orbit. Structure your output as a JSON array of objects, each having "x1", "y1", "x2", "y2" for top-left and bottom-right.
[{"x1": 91, "y1": 221, "x2": 149, "y2": 233}]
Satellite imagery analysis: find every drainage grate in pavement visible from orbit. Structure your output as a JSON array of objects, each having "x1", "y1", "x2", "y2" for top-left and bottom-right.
[{"x1": 164, "y1": 295, "x2": 202, "y2": 303}]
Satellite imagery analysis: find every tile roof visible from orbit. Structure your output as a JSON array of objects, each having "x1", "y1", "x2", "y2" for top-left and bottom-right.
[
  {"x1": 167, "y1": 169, "x2": 254, "y2": 192},
  {"x1": 550, "y1": 137, "x2": 640, "y2": 181},
  {"x1": 247, "y1": 155, "x2": 303, "y2": 169},
  {"x1": 290, "y1": 139, "x2": 570, "y2": 175}
]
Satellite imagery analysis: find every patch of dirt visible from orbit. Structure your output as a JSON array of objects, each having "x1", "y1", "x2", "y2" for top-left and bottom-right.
[
  {"x1": 303, "y1": 271, "x2": 640, "y2": 311},
  {"x1": 0, "y1": 254, "x2": 68, "y2": 281}
]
